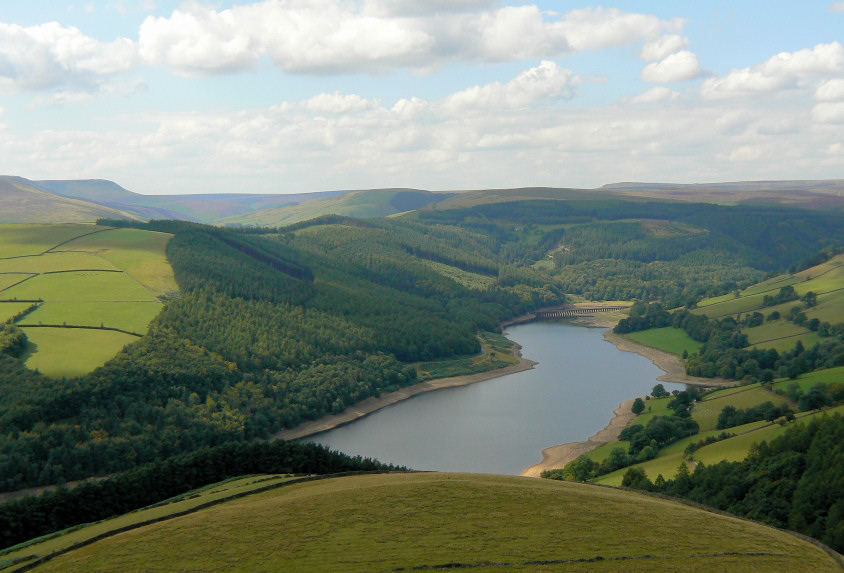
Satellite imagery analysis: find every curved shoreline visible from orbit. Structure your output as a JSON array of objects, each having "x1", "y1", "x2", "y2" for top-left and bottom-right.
[
  {"x1": 273, "y1": 342, "x2": 537, "y2": 442},
  {"x1": 520, "y1": 329, "x2": 736, "y2": 477}
]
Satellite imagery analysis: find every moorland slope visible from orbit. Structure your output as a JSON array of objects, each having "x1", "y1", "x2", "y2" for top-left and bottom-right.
[{"x1": 11, "y1": 473, "x2": 842, "y2": 573}]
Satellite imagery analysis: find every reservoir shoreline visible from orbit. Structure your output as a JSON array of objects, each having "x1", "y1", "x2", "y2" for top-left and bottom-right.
[
  {"x1": 277, "y1": 313, "x2": 734, "y2": 476},
  {"x1": 272, "y1": 341, "x2": 537, "y2": 442},
  {"x1": 520, "y1": 323, "x2": 736, "y2": 477}
]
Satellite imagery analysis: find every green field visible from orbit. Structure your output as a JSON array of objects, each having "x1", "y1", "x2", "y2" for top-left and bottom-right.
[
  {"x1": 624, "y1": 327, "x2": 702, "y2": 356},
  {"x1": 3, "y1": 272, "x2": 156, "y2": 302},
  {"x1": 53, "y1": 228, "x2": 178, "y2": 297},
  {"x1": 692, "y1": 385, "x2": 792, "y2": 432},
  {"x1": 0, "y1": 224, "x2": 176, "y2": 377},
  {"x1": 0, "y1": 252, "x2": 118, "y2": 274},
  {"x1": 690, "y1": 253, "x2": 844, "y2": 352},
  {"x1": 0, "y1": 303, "x2": 33, "y2": 323},
  {"x1": 420, "y1": 260, "x2": 495, "y2": 289},
  {"x1": 15, "y1": 473, "x2": 840, "y2": 573},
  {"x1": 0, "y1": 225, "x2": 100, "y2": 258},
  {"x1": 773, "y1": 366, "x2": 844, "y2": 394},
  {"x1": 22, "y1": 329, "x2": 141, "y2": 378},
  {"x1": 19, "y1": 302, "x2": 162, "y2": 334}
]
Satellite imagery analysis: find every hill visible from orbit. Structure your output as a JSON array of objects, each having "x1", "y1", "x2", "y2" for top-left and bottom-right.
[
  {"x1": 0, "y1": 178, "x2": 140, "y2": 224},
  {"x1": 220, "y1": 188, "x2": 454, "y2": 226},
  {"x1": 691, "y1": 252, "x2": 844, "y2": 352},
  {"x1": 601, "y1": 179, "x2": 844, "y2": 210},
  {"x1": 5, "y1": 473, "x2": 840, "y2": 572},
  {"x1": 37, "y1": 179, "x2": 350, "y2": 223}
]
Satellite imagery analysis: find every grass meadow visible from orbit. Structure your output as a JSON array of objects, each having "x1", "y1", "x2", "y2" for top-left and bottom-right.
[
  {"x1": 0, "y1": 303, "x2": 33, "y2": 322},
  {"x1": 18, "y1": 302, "x2": 162, "y2": 334},
  {"x1": 420, "y1": 260, "x2": 495, "y2": 289},
  {"x1": 53, "y1": 228, "x2": 178, "y2": 297},
  {"x1": 773, "y1": 366, "x2": 844, "y2": 394},
  {"x1": 415, "y1": 331, "x2": 518, "y2": 380},
  {"x1": 22, "y1": 473, "x2": 841, "y2": 572},
  {"x1": 0, "y1": 225, "x2": 99, "y2": 258},
  {"x1": 22, "y1": 329, "x2": 140, "y2": 378},
  {"x1": 624, "y1": 327, "x2": 702, "y2": 356},
  {"x1": 690, "y1": 254, "x2": 843, "y2": 352}
]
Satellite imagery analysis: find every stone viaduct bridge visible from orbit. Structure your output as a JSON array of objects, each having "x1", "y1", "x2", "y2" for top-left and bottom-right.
[
  {"x1": 534, "y1": 305, "x2": 630, "y2": 320},
  {"x1": 502, "y1": 304, "x2": 630, "y2": 327}
]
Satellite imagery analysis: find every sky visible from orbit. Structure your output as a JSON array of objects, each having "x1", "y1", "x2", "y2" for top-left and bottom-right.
[{"x1": 1, "y1": 1, "x2": 843, "y2": 195}]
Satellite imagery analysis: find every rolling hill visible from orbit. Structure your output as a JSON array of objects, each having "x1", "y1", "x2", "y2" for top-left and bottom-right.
[
  {"x1": 0, "y1": 178, "x2": 141, "y2": 224},
  {"x1": 6, "y1": 473, "x2": 841, "y2": 572},
  {"x1": 220, "y1": 188, "x2": 454, "y2": 226}
]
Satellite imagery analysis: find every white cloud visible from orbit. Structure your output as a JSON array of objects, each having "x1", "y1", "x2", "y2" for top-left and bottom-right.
[
  {"x1": 363, "y1": 0, "x2": 497, "y2": 17},
  {"x1": 830, "y1": 2, "x2": 844, "y2": 12},
  {"x1": 728, "y1": 145, "x2": 763, "y2": 162},
  {"x1": 641, "y1": 51, "x2": 703, "y2": 83},
  {"x1": 701, "y1": 42, "x2": 844, "y2": 98},
  {"x1": 137, "y1": 2, "x2": 683, "y2": 75},
  {"x1": 0, "y1": 21, "x2": 137, "y2": 93},
  {"x1": 813, "y1": 102, "x2": 844, "y2": 123},
  {"x1": 628, "y1": 86, "x2": 680, "y2": 104},
  {"x1": 441, "y1": 61, "x2": 576, "y2": 113},
  {"x1": 302, "y1": 92, "x2": 381, "y2": 114},
  {"x1": 639, "y1": 34, "x2": 688, "y2": 61},
  {"x1": 555, "y1": 7, "x2": 683, "y2": 51},
  {"x1": 815, "y1": 78, "x2": 844, "y2": 101}
]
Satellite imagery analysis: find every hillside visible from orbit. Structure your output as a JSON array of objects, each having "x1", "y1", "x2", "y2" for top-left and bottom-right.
[
  {"x1": 691, "y1": 252, "x2": 844, "y2": 351},
  {"x1": 38, "y1": 179, "x2": 349, "y2": 223},
  {"x1": 7, "y1": 473, "x2": 840, "y2": 572},
  {"x1": 0, "y1": 178, "x2": 140, "y2": 224},
  {"x1": 602, "y1": 180, "x2": 844, "y2": 210},
  {"x1": 220, "y1": 188, "x2": 453, "y2": 226}
]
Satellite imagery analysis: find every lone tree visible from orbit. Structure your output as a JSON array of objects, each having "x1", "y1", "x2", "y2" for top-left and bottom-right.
[
  {"x1": 651, "y1": 383, "x2": 670, "y2": 398},
  {"x1": 631, "y1": 397, "x2": 646, "y2": 415}
]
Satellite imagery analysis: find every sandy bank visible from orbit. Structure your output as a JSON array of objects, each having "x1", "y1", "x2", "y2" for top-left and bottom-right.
[
  {"x1": 521, "y1": 397, "x2": 638, "y2": 477},
  {"x1": 521, "y1": 329, "x2": 735, "y2": 477},
  {"x1": 273, "y1": 342, "x2": 537, "y2": 441}
]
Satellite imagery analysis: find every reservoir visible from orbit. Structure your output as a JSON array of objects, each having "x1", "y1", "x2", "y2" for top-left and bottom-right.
[{"x1": 309, "y1": 322, "x2": 682, "y2": 474}]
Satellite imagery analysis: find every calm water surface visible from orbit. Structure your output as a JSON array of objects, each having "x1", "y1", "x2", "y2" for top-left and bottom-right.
[{"x1": 309, "y1": 322, "x2": 681, "y2": 474}]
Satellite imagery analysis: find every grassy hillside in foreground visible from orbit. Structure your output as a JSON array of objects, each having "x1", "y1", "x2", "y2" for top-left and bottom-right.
[
  {"x1": 0, "y1": 224, "x2": 176, "y2": 377},
  {"x1": 11, "y1": 473, "x2": 841, "y2": 573}
]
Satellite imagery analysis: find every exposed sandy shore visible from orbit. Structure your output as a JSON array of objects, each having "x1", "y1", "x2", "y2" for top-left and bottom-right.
[
  {"x1": 273, "y1": 342, "x2": 537, "y2": 441},
  {"x1": 521, "y1": 397, "x2": 638, "y2": 477},
  {"x1": 521, "y1": 329, "x2": 736, "y2": 477}
]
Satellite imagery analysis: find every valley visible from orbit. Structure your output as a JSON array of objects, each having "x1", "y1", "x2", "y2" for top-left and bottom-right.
[{"x1": 0, "y1": 179, "x2": 843, "y2": 569}]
